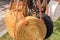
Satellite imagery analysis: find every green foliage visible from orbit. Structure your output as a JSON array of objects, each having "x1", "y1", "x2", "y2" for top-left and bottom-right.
[
  {"x1": 0, "y1": 33, "x2": 14, "y2": 40},
  {"x1": 46, "y1": 17, "x2": 60, "y2": 40}
]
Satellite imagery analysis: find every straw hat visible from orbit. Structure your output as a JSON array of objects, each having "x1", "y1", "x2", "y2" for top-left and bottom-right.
[{"x1": 15, "y1": 16, "x2": 47, "y2": 40}]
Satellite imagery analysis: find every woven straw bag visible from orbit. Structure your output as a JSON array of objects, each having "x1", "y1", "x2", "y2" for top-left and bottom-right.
[
  {"x1": 5, "y1": 0, "x2": 17, "y2": 38},
  {"x1": 5, "y1": 0, "x2": 47, "y2": 40},
  {"x1": 15, "y1": 16, "x2": 47, "y2": 40},
  {"x1": 15, "y1": 0, "x2": 47, "y2": 40},
  {"x1": 5, "y1": 0, "x2": 28, "y2": 38}
]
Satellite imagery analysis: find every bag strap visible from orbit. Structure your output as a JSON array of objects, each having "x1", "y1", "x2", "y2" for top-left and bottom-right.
[
  {"x1": 42, "y1": 0, "x2": 48, "y2": 15},
  {"x1": 17, "y1": 0, "x2": 28, "y2": 24},
  {"x1": 45, "y1": 0, "x2": 49, "y2": 15},
  {"x1": 9, "y1": 0, "x2": 14, "y2": 10},
  {"x1": 37, "y1": 0, "x2": 42, "y2": 21},
  {"x1": 9, "y1": 0, "x2": 17, "y2": 10},
  {"x1": 9, "y1": 0, "x2": 26, "y2": 18}
]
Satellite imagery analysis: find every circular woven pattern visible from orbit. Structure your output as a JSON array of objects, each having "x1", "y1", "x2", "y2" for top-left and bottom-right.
[{"x1": 15, "y1": 16, "x2": 47, "y2": 40}]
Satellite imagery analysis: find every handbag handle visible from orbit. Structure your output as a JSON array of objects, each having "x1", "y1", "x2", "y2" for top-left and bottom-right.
[
  {"x1": 17, "y1": 0, "x2": 29, "y2": 18},
  {"x1": 17, "y1": 0, "x2": 28, "y2": 25},
  {"x1": 37, "y1": 0, "x2": 42, "y2": 20},
  {"x1": 42, "y1": 0, "x2": 49, "y2": 15},
  {"x1": 9, "y1": 0, "x2": 25, "y2": 18},
  {"x1": 9, "y1": 0, "x2": 14, "y2": 10},
  {"x1": 9, "y1": 0, "x2": 17, "y2": 10},
  {"x1": 45, "y1": 0, "x2": 49, "y2": 15}
]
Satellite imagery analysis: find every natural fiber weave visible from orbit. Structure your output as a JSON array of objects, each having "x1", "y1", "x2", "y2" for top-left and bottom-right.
[
  {"x1": 5, "y1": 1, "x2": 17, "y2": 38},
  {"x1": 5, "y1": 1, "x2": 28, "y2": 38},
  {"x1": 5, "y1": 0, "x2": 47, "y2": 39},
  {"x1": 5, "y1": 10, "x2": 17, "y2": 38},
  {"x1": 15, "y1": 16, "x2": 47, "y2": 40}
]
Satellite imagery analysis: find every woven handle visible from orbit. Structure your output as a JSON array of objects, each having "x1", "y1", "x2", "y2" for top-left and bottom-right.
[
  {"x1": 37, "y1": 0, "x2": 42, "y2": 20},
  {"x1": 9, "y1": 0, "x2": 17, "y2": 10},
  {"x1": 9, "y1": 0, "x2": 26, "y2": 18},
  {"x1": 17, "y1": 0, "x2": 28, "y2": 25},
  {"x1": 17, "y1": 0, "x2": 28, "y2": 18},
  {"x1": 45, "y1": 0, "x2": 49, "y2": 15},
  {"x1": 9, "y1": 0, "x2": 14, "y2": 10}
]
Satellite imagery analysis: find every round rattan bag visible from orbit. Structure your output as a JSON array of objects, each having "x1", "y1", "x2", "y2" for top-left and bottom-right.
[
  {"x1": 15, "y1": 0, "x2": 47, "y2": 40},
  {"x1": 15, "y1": 16, "x2": 47, "y2": 40}
]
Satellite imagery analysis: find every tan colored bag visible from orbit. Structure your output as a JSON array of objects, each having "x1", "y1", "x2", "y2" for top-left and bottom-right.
[
  {"x1": 5, "y1": 0, "x2": 28, "y2": 38},
  {"x1": 5, "y1": 0, "x2": 17, "y2": 38},
  {"x1": 5, "y1": 0, "x2": 47, "y2": 40},
  {"x1": 15, "y1": 16, "x2": 47, "y2": 40},
  {"x1": 15, "y1": 0, "x2": 47, "y2": 40}
]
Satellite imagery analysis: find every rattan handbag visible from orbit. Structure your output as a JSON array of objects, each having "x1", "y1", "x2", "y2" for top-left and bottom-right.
[
  {"x1": 5, "y1": 0, "x2": 28, "y2": 38},
  {"x1": 15, "y1": 0, "x2": 47, "y2": 40},
  {"x1": 5, "y1": 0, "x2": 47, "y2": 40}
]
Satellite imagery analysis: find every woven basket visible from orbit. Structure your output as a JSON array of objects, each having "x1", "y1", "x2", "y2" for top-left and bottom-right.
[
  {"x1": 15, "y1": 16, "x2": 47, "y2": 40},
  {"x1": 5, "y1": 0, "x2": 28, "y2": 38},
  {"x1": 5, "y1": 0, "x2": 47, "y2": 40}
]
